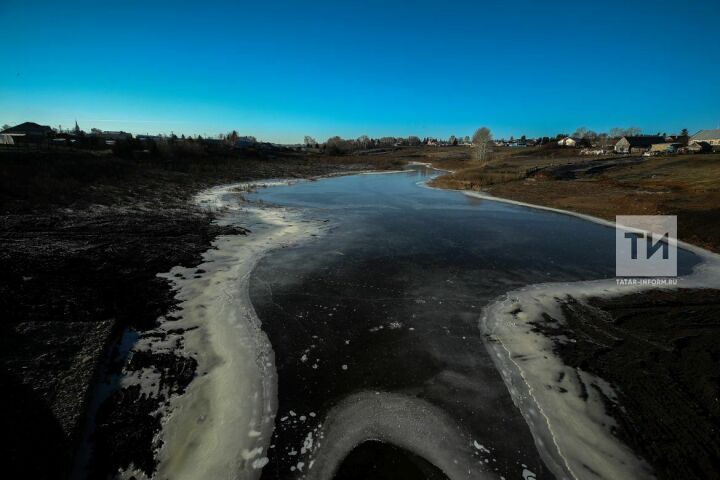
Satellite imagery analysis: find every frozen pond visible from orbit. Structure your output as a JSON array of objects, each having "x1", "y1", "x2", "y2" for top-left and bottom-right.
[{"x1": 245, "y1": 166, "x2": 700, "y2": 479}]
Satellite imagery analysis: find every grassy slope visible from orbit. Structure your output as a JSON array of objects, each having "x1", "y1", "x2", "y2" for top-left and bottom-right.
[{"x1": 427, "y1": 146, "x2": 720, "y2": 252}]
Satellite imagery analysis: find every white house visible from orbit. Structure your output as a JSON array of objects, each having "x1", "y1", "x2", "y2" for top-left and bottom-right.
[
  {"x1": 690, "y1": 129, "x2": 720, "y2": 146},
  {"x1": 0, "y1": 133, "x2": 20, "y2": 145},
  {"x1": 558, "y1": 137, "x2": 581, "y2": 147}
]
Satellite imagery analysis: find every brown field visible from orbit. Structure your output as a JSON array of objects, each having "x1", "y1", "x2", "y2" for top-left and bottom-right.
[{"x1": 417, "y1": 146, "x2": 720, "y2": 252}]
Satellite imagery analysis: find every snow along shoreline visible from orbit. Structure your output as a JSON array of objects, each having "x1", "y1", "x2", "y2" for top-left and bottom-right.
[
  {"x1": 467, "y1": 190, "x2": 720, "y2": 480},
  {"x1": 125, "y1": 170, "x2": 719, "y2": 480},
  {"x1": 120, "y1": 169, "x2": 422, "y2": 479},
  {"x1": 125, "y1": 180, "x2": 328, "y2": 480}
]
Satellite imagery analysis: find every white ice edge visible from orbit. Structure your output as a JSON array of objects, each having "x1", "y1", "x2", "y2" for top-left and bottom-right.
[
  {"x1": 121, "y1": 170, "x2": 419, "y2": 479},
  {"x1": 469, "y1": 191, "x2": 720, "y2": 480},
  {"x1": 303, "y1": 391, "x2": 496, "y2": 480},
  {"x1": 133, "y1": 179, "x2": 328, "y2": 480}
]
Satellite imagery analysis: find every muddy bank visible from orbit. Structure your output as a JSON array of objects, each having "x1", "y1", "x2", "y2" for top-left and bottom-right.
[
  {"x1": 539, "y1": 289, "x2": 720, "y2": 479},
  {"x1": 0, "y1": 149, "x2": 389, "y2": 479}
]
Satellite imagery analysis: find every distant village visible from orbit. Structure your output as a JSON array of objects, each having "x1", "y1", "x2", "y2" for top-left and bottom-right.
[
  {"x1": 0, "y1": 121, "x2": 258, "y2": 150},
  {"x1": 491, "y1": 128, "x2": 719, "y2": 156},
  {"x1": 1, "y1": 121, "x2": 718, "y2": 157}
]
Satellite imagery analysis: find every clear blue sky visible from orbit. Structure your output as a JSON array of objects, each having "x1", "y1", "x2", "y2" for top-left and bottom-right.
[{"x1": 1, "y1": 0, "x2": 719, "y2": 143}]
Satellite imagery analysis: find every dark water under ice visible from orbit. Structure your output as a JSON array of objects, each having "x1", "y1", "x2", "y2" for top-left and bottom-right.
[{"x1": 247, "y1": 166, "x2": 699, "y2": 479}]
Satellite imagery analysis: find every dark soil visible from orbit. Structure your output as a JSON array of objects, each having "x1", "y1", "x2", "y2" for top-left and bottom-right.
[
  {"x1": 0, "y1": 148, "x2": 390, "y2": 479},
  {"x1": 534, "y1": 289, "x2": 720, "y2": 479},
  {"x1": 333, "y1": 441, "x2": 450, "y2": 480},
  {"x1": 91, "y1": 384, "x2": 163, "y2": 477}
]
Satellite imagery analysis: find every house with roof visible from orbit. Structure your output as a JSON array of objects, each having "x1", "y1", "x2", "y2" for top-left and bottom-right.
[
  {"x1": 614, "y1": 135, "x2": 665, "y2": 154},
  {"x1": 685, "y1": 141, "x2": 712, "y2": 153},
  {"x1": 690, "y1": 129, "x2": 720, "y2": 146},
  {"x1": 136, "y1": 134, "x2": 162, "y2": 142},
  {"x1": 1, "y1": 122, "x2": 53, "y2": 144},
  {"x1": 649, "y1": 143, "x2": 681, "y2": 154},
  {"x1": 664, "y1": 134, "x2": 689, "y2": 145},
  {"x1": 99, "y1": 131, "x2": 132, "y2": 141}
]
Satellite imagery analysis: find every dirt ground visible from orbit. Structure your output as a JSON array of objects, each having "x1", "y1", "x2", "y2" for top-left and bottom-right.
[
  {"x1": 0, "y1": 147, "x2": 399, "y2": 479},
  {"x1": 532, "y1": 290, "x2": 720, "y2": 479}
]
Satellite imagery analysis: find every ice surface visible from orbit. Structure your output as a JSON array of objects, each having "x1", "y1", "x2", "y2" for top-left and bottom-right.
[
  {"x1": 300, "y1": 391, "x2": 495, "y2": 480},
  {"x1": 476, "y1": 191, "x2": 720, "y2": 480}
]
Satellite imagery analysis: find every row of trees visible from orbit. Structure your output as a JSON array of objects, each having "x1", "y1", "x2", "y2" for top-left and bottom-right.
[
  {"x1": 316, "y1": 135, "x2": 424, "y2": 154},
  {"x1": 492, "y1": 127, "x2": 691, "y2": 149},
  {"x1": 570, "y1": 126, "x2": 689, "y2": 142},
  {"x1": 303, "y1": 129, "x2": 495, "y2": 158},
  {"x1": 309, "y1": 134, "x2": 480, "y2": 154}
]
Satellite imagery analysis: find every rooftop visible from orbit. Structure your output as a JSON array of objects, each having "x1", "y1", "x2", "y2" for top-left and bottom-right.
[
  {"x1": 1, "y1": 122, "x2": 53, "y2": 135},
  {"x1": 619, "y1": 135, "x2": 666, "y2": 147},
  {"x1": 691, "y1": 129, "x2": 720, "y2": 141}
]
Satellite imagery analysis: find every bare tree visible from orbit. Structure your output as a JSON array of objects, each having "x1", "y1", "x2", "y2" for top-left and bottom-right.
[
  {"x1": 325, "y1": 136, "x2": 351, "y2": 154},
  {"x1": 304, "y1": 135, "x2": 317, "y2": 146},
  {"x1": 356, "y1": 135, "x2": 370, "y2": 149},
  {"x1": 407, "y1": 135, "x2": 421, "y2": 146},
  {"x1": 572, "y1": 127, "x2": 599, "y2": 143},
  {"x1": 609, "y1": 127, "x2": 642, "y2": 138},
  {"x1": 597, "y1": 132, "x2": 611, "y2": 147},
  {"x1": 472, "y1": 127, "x2": 492, "y2": 161},
  {"x1": 572, "y1": 127, "x2": 588, "y2": 138}
]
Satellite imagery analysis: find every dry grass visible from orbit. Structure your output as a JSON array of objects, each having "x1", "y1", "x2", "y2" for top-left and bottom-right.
[
  {"x1": 482, "y1": 154, "x2": 720, "y2": 252},
  {"x1": 427, "y1": 145, "x2": 593, "y2": 189},
  {"x1": 430, "y1": 166, "x2": 527, "y2": 190},
  {"x1": 377, "y1": 146, "x2": 720, "y2": 252}
]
